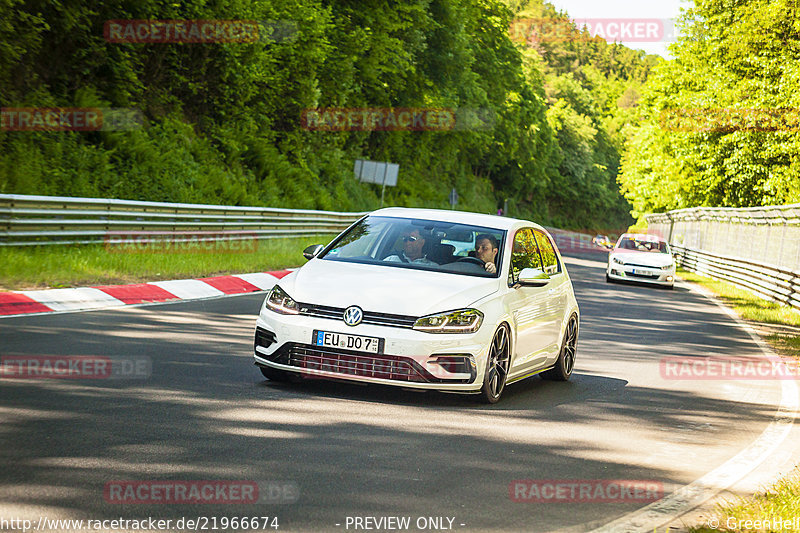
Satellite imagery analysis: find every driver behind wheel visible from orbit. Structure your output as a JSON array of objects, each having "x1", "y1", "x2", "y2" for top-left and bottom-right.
[{"x1": 475, "y1": 233, "x2": 499, "y2": 274}]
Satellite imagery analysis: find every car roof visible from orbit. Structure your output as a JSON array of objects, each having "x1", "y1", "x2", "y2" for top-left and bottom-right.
[{"x1": 369, "y1": 207, "x2": 536, "y2": 232}]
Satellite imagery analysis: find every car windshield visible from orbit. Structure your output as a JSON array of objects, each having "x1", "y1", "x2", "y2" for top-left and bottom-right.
[
  {"x1": 617, "y1": 236, "x2": 669, "y2": 253},
  {"x1": 319, "y1": 216, "x2": 506, "y2": 277}
]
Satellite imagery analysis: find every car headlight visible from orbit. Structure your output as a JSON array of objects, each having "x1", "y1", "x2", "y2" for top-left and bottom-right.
[
  {"x1": 612, "y1": 257, "x2": 624, "y2": 264},
  {"x1": 413, "y1": 309, "x2": 483, "y2": 334},
  {"x1": 265, "y1": 285, "x2": 300, "y2": 315},
  {"x1": 661, "y1": 264, "x2": 673, "y2": 270}
]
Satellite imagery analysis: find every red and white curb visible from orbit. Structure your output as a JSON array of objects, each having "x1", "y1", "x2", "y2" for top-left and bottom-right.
[{"x1": 0, "y1": 270, "x2": 292, "y2": 318}]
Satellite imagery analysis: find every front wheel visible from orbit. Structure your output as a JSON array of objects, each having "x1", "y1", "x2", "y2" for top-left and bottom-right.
[
  {"x1": 479, "y1": 325, "x2": 511, "y2": 404},
  {"x1": 541, "y1": 315, "x2": 578, "y2": 381}
]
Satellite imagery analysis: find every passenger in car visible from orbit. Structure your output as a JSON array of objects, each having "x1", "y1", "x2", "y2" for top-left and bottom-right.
[
  {"x1": 475, "y1": 234, "x2": 499, "y2": 273},
  {"x1": 383, "y1": 228, "x2": 438, "y2": 266}
]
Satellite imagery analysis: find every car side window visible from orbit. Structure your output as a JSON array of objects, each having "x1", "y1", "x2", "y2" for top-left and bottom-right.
[
  {"x1": 509, "y1": 228, "x2": 544, "y2": 285},
  {"x1": 533, "y1": 229, "x2": 560, "y2": 275}
]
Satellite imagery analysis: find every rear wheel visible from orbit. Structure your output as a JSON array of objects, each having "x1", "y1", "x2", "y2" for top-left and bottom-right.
[
  {"x1": 541, "y1": 315, "x2": 578, "y2": 381},
  {"x1": 479, "y1": 325, "x2": 511, "y2": 404},
  {"x1": 260, "y1": 365, "x2": 291, "y2": 382}
]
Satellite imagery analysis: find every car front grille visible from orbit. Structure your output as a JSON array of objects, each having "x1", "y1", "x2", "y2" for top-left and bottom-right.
[
  {"x1": 628, "y1": 271, "x2": 661, "y2": 279},
  {"x1": 622, "y1": 261, "x2": 664, "y2": 269},
  {"x1": 288, "y1": 345, "x2": 428, "y2": 382},
  {"x1": 257, "y1": 343, "x2": 474, "y2": 384},
  {"x1": 298, "y1": 304, "x2": 417, "y2": 329}
]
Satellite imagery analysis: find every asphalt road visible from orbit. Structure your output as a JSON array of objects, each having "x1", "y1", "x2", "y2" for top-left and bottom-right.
[{"x1": 1, "y1": 253, "x2": 797, "y2": 532}]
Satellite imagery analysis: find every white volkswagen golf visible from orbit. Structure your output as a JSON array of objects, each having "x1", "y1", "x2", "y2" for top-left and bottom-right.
[{"x1": 254, "y1": 208, "x2": 580, "y2": 403}]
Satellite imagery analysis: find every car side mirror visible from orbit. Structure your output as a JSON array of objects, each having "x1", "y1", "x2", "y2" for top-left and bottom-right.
[
  {"x1": 303, "y1": 244, "x2": 324, "y2": 260},
  {"x1": 517, "y1": 267, "x2": 550, "y2": 287}
]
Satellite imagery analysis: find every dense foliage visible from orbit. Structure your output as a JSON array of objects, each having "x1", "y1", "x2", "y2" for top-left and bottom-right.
[
  {"x1": 618, "y1": 0, "x2": 800, "y2": 220},
  {"x1": 0, "y1": 0, "x2": 657, "y2": 228}
]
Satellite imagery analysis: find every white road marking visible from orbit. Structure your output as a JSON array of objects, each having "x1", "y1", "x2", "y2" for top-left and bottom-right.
[
  {"x1": 19, "y1": 287, "x2": 125, "y2": 312},
  {"x1": 149, "y1": 279, "x2": 224, "y2": 300}
]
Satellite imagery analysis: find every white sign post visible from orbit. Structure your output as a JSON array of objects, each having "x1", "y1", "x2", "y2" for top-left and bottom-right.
[
  {"x1": 354, "y1": 160, "x2": 399, "y2": 207},
  {"x1": 449, "y1": 188, "x2": 458, "y2": 209}
]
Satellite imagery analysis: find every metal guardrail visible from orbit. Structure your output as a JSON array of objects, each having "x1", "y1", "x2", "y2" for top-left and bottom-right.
[
  {"x1": 672, "y1": 245, "x2": 800, "y2": 309},
  {"x1": 646, "y1": 203, "x2": 800, "y2": 226},
  {"x1": 646, "y1": 204, "x2": 800, "y2": 309},
  {"x1": 0, "y1": 194, "x2": 367, "y2": 246},
  {"x1": 646, "y1": 203, "x2": 800, "y2": 273}
]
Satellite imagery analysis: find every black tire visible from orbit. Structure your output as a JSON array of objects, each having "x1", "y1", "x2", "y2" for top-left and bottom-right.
[
  {"x1": 605, "y1": 273, "x2": 614, "y2": 283},
  {"x1": 479, "y1": 325, "x2": 511, "y2": 404},
  {"x1": 260, "y1": 365, "x2": 291, "y2": 382},
  {"x1": 541, "y1": 315, "x2": 578, "y2": 381}
]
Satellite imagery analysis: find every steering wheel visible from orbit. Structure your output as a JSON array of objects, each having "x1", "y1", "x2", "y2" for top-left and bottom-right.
[{"x1": 456, "y1": 256, "x2": 486, "y2": 266}]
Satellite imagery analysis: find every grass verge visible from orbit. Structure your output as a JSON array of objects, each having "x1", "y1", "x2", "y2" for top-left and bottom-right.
[
  {"x1": 689, "y1": 471, "x2": 800, "y2": 532},
  {"x1": 677, "y1": 269, "x2": 800, "y2": 328},
  {"x1": 0, "y1": 236, "x2": 336, "y2": 291},
  {"x1": 678, "y1": 268, "x2": 800, "y2": 532},
  {"x1": 677, "y1": 268, "x2": 800, "y2": 359}
]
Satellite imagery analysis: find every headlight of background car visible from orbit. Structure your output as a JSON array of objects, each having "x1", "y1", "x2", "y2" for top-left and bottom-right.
[
  {"x1": 265, "y1": 285, "x2": 300, "y2": 315},
  {"x1": 661, "y1": 264, "x2": 674, "y2": 270},
  {"x1": 612, "y1": 257, "x2": 624, "y2": 264},
  {"x1": 413, "y1": 309, "x2": 483, "y2": 334}
]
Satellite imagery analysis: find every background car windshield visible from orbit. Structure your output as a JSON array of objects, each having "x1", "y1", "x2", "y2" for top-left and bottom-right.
[
  {"x1": 617, "y1": 236, "x2": 669, "y2": 253},
  {"x1": 319, "y1": 216, "x2": 505, "y2": 277}
]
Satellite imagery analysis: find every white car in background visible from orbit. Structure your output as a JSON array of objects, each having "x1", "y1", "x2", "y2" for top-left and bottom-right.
[
  {"x1": 254, "y1": 207, "x2": 580, "y2": 403},
  {"x1": 592, "y1": 234, "x2": 613, "y2": 249},
  {"x1": 606, "y1": 233, "x2": 675, "y2": 288}
]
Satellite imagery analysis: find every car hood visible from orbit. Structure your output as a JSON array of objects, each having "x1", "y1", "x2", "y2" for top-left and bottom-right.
[
  {"x1": 610, "y1": 251, "x2": 673, "y2": 268},
  {"x1": 279, "y1": 259, "x2": 499, "y2": 317}
]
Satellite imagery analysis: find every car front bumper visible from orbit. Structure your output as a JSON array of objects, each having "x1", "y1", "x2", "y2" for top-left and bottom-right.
[
  {"x1": 253, "y1": 305, "x2": 494, "y2": 392},
  {"x1": 607, "y1": 264, "x2": 675, "y2": 286}
]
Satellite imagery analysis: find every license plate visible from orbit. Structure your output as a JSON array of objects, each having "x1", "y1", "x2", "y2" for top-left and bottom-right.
[
  {"x1": 313, "y1": 330, "x2": 382, "y2": 353},
  {"x1": 632, "y1": 268, "x2": 654, "y2": 276}
]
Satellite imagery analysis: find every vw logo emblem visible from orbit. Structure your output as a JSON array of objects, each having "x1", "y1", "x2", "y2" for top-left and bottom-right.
[{"x1": 343, "y1": 306, "x2": 363, "y2": 326}]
